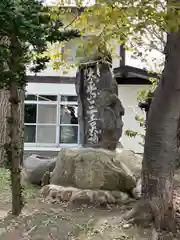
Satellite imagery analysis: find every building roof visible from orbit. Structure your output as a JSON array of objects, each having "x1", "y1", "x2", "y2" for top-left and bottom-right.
[
  {"x1": 114, "y1": 65, "x2": 159, "y2": 85},
  {"x1": 114, "y1": 65, "x2": 159, "y2": 80},
  {"x1": 27, "y1": 75, "x2": 75, "y2": 84}
]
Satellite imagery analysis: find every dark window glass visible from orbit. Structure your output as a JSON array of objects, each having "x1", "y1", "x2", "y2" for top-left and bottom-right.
[
  {"x1": 25, "y1": 94, "x2": 37, "y2": 101},
  {"x1": 38, "y1": 95, "x2": 57, "y2": 101},
  {"x1": 61, "y1": 95, "x2": 78, "y2": 102},
  {"x1": 59, "y1": 126, "x2": 78, "y2": 144},
  {"x1": 24, "y1": 125, "x2": 36, "y2": 142},
  {"x1": 24, "y1": 104, "x2": 37, "y2": 123}
]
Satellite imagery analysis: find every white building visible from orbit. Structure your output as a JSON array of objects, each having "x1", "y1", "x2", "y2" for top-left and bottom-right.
[{"x1": 24, "y1": 41, "x2": 158, "y2": 156}]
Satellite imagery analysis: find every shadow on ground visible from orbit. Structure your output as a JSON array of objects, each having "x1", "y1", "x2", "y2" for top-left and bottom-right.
[
  {"x1": 0, "y1": 197, "x2": 157, "y2": 240},
  {"x1": 1, "y1": 168, "x2": 180, "y2": 239}
]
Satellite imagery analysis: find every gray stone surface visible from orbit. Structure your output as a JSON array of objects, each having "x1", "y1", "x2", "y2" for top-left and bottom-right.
[
  {"x1": 76, "y1": 62, "x2": 124, "y2": 150},
  {"x1": 51, "y1": 148, "x2": 142, "y2": 192},
  {"x1": 22, "y1": 154, "x2": 56, "y2": 185},
  {"x1": 23, "y1": 151, "x2": 58, "y2": 160}
]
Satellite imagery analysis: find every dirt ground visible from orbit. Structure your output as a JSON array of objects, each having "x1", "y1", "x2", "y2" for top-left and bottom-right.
[
  {"x1": 0, "y1": 197, "x2": 156, "y2": 240},
  {"x1": 1, "y1": 169, "x2": 180, "y2": 239}
]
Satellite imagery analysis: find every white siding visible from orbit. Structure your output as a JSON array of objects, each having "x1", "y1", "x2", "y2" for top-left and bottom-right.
[
  {"x1": 125, "y1": 49, "x2": 164, "y2": 72},
  {"x1": 26, "y1": 64, "x2": 77, "y2": 77},
  {"x1": 118, "y1": 85, "x2": 151, "y2": 153},
  {"x1": 26, "y1": 82, "x2": 76, "y2": 95}
]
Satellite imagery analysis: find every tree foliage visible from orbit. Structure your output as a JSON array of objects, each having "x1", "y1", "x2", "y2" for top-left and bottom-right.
[
  {"x1": 51, "y1": 0, "x2": 180, "y2": 233},
  {"x1": 49, "y1": 0, "x2": 166, "y2": 148},
  {"x1": 0, "y1": 0, "x2": 79, "y2": 215},
  {"x1": 0, "y1": 0, "x2": 79, "y2": 87}
]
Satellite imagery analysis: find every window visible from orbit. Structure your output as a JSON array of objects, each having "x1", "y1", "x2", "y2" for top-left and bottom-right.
[
  {"x1": 24, "y1": 94, "x2": 80, "y2": 147},
  {"x1": 59, "y1": 104, "x2": 78, "y2": 144},
  {"x1": 25, "y1": 94, "x2": 37, "y2": 101},
  {"x1": 38, "y1": 105, "x2": 57, "y2": 124},
  {"x1": 61, "y1": 95, "x2": 78, "y2": 102},
  {"x1": 38, "y1": 95, "x2": 57, "y2": 101},
  {"x1": 24, "y1": 104, "x2": 37, "y2": 143}
]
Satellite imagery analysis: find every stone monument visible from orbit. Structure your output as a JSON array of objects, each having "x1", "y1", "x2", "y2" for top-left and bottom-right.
[{"x1": 75, "y1": 39, "x2": 124, "y2": 150}]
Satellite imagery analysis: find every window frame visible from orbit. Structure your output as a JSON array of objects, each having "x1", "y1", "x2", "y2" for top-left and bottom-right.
[
  {"x1": 59, "y1": 100, "x2": 79, "y2": 145},
  {"x1": 24, "y1": 93, "x2": 80, "y2": 148}
]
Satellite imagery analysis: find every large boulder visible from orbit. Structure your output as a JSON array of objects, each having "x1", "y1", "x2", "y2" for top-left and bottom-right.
[
  {"x1": 115, "y1": 149, "x2": 142, "y2": 180},
  {"x1": 22, "y1": 154, "x2": 56, "y2": 185},
  {"x1": 51, "y1": 148, "x2": 142, "y2": 192}
]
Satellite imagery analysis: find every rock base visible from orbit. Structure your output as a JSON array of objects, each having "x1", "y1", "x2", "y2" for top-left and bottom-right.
[
  {"x1": 51, "y1": 148, "x2": 142, "y2": 193},
  {"x1": 21, "y1": 154, "x2": 56, "y2": 185},
  {"x1": 41, "y1": 184, "x2": 131, "y2": 206}
]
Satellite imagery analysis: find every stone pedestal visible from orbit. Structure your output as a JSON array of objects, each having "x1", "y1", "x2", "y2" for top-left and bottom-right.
[{"x1": 75, "y1": 61, "x2": 124, "y2": 150}]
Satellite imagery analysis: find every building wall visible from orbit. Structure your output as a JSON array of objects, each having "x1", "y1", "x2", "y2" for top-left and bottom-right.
[
  {"x1": 25, "y1": 82, "x2": 150, "y2": 154},
  {"x1": 27, "y1": 82, "x2": 76, "y2": 95},
  {"x1": 125, "y1": 49, "x2": 164, "y2": 73},
  {"x1": 118, "y1": 84, "x2": 150, "y2": 153}
]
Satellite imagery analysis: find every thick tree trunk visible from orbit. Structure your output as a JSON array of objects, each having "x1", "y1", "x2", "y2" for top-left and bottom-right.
[
  {"x1": 124, "y1": 29, "x2": 180, "y2": 234},
  {"x1": 0, "y1": 89, "x2": 24, "y2": 168},
  {"x1": 141, "y1": 29, "x2": 180, "y2": 230},
  {"x1": 139, "y1": 91, "x2": 180, "y2": 169},
  {"x1": 76, "y1": 61, "x2": 124, "y2": 150},
  {"x1": 7, "y1": 84, "x2": 24, "y2": 215}
]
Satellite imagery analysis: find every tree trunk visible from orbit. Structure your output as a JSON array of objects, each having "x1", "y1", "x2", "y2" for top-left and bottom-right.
[
  {"x1": 124, "y1": 28, "x2": 180, "y2": 235},
  {"x1": 177, "y1": 119, "x2": 180, "y2": 168},
  {"x1": 141, "y1": 29, "x2": 180, "y2": 230},
  {"x1": 0, "y1": 89, "x2": 24, "y2": 168},
  {"x1": 0, "y1": 90, "x2": 10, "y2": 167},
  {"x1": 76, "y1": 61, "x2": 124, "y2": 150},
  {"x1": 139, "y1": 90, "x2": 180, "y2": 169},
  {"x1": 7, "y1": 84, "x2": 24, "y2": 215}
]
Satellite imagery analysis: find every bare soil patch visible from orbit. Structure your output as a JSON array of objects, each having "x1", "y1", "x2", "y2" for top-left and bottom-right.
[
  {"x1": 1, "y1": 168, "x2": 180, "y2": 239},
  {"x1": 0, "y1": 198, "x2": 155, "y2": 240}
]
